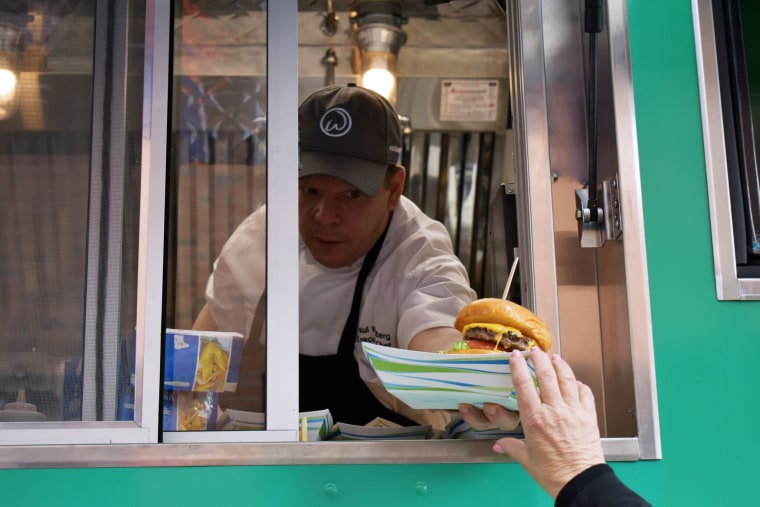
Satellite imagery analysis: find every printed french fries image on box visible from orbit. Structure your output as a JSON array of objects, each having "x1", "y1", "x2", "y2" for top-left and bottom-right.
[
  {"x1": 178, "y1": 392, "x2": 209, "y2": 431},
  {"x1": 193, "y1": 338, "x2": 230, "y2": 391},
  {"x1": 164, "y1": 329, "x2": 244, "y2": 392},
  {"x1": 162, "y1": 390, "x2": 218, "y2": 431}
]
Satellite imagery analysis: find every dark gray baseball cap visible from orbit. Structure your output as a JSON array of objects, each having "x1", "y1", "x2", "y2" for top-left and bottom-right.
[{"x1": 298, "y1": 84, "x2": 403, "y2": 196}]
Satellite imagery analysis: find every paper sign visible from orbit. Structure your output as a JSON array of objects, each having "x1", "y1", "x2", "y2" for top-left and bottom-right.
[{"x1": 440, "y1": 79, "x2": 499, "y2": 122}]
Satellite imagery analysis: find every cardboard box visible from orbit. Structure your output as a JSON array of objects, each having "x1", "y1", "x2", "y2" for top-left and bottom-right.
[{"x1": 164, "y1": 329, "x2": 244, "y2": 392}]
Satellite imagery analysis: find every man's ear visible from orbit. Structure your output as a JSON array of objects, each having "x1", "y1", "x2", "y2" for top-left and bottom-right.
[{"x1": 388, "y1": 166, "x2": 406, "y2": 210}]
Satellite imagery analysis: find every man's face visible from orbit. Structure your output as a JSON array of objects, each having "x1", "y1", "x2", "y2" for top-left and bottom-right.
[{"x1": 298, "y1": 171, "x2": 403, "y2": 268}]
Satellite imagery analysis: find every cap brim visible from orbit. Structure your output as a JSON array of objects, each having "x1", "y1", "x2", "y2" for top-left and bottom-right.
[{"x1": 299, "y1": 151, "x2": 388, "y2": 196}]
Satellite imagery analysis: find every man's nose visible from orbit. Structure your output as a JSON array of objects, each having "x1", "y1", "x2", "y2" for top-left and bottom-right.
[{"x1": 313, "y1": 197, "x2": 341, "y2": 223}]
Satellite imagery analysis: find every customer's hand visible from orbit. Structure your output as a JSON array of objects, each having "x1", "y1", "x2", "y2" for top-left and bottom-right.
[{"x1": 492, "y1": 347, "x2": 606, "y2": 498}]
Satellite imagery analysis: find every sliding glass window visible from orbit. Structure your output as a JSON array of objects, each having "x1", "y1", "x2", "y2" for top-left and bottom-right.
[
  {"x1": 0, "y1": 0, "x2": 149, "y2": 442},
  {"x1": 162, "y1": 0, "x2": 269, "y2": 436}
]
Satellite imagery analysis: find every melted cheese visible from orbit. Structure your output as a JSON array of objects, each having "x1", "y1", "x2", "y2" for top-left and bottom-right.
[
  {"x1": 462, "y1": 322, "x2": 536, "y2": 351},
  {"x1": 462, "y1": 322, "x2": 522, "y2": 336}
]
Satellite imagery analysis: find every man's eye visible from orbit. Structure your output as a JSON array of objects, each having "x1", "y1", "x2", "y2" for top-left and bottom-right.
[
  {"x1": 346, "y1": 190, "x2": 362, "y2": 199},
  {"x1": 300, "y1": 187, "x2": 318, "y2": 195}
]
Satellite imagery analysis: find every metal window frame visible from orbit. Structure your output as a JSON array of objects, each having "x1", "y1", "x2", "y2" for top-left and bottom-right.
[
  {"x1": 161, "y1": 0, "x2": 300, "y2": 444},
  {"x1": 509, "y1": 0, "x2": 661, "y2": 460},
  {"x1": 2, "y1": 0, "x2": 302, "y2": 449},
  {"x1": 607, "y1": 0, "x2": 661, "y2": 460}
]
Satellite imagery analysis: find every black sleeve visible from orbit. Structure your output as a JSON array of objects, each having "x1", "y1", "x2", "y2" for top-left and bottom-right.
[{"x1": 555, "y1": 464, "x2": 651, "y2": 507}]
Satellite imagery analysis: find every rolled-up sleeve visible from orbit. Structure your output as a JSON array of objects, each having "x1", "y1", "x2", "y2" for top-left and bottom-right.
[{"x1": 396, "y1": 234, "x2": 476, "y2": 350}]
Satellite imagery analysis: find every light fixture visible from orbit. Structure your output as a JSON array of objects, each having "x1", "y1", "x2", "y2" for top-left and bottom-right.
[
  {"x1": 350, "y1": 1, "x2": 407, "y2": 104},
  {"x1": 0, "y1": 22, "x2": 23, "y2": 121}
]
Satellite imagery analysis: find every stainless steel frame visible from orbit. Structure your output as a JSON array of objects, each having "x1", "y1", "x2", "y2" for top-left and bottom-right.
[
  {"x1": 693, "y1": 0, "x2": 760, "y2": 300},
  {"x1": 507, "y1": 0, "x2": 561, "y2": 336},
  {"x1": 511, "y1": 0, "x2": 660, "y2": 459},
  {"x1": 0, "y1": 438, "x2": 641, "y2": 469},
  {"x1": 607, "y1": 0, "x2": 661, "y2": 460}
]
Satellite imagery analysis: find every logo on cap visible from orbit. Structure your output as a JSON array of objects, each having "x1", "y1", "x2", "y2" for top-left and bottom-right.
[{"x1": 319, "y1": 107, "x2": 352, "y2": 138}]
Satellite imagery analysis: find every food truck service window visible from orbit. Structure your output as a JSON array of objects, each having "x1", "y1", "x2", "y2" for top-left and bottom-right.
[{"x1": 2, "y1": 0, "x2": 660, "y2": 467}]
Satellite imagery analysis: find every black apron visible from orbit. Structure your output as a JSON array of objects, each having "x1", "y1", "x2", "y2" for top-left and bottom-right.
[{"x1": 299, "y1": 220, "x2": 417, "y2": 426}]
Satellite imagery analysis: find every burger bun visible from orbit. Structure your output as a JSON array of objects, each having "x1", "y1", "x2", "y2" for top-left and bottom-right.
[{"x1": 454, "y1": 298, "x2": 552, "y2": 352}]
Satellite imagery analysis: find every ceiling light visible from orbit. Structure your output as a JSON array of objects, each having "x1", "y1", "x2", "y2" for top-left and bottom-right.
[
  {"x1": 0, "y1": 22, "x2": 23, "y2": 121},
  {"x1": 0, "y1": 67, "x2": 17, "y2": 95},
  {"x1": 351, "y1": 1, "x2": 407, "y2": 104}
]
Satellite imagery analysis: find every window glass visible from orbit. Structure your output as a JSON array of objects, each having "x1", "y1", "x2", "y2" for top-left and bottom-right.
[
  {"x1": 0, "y1": 0, "x2": 145, "y2": 422},
  {"x1": 738, "y1": 0, "x2": 760, "y2": 264},
  {"x1": 160, "y1": 0, "x2": 512, "y2": 437},
  {"x1": 712, "y1": 0, "x2": 760, "y2": 273},
  {"x1": 163, "y1": 0, "x2": 267, "y2": 431}
]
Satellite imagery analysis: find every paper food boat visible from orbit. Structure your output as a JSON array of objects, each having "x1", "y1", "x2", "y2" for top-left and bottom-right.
[
  {"x1": 300, "y1": 409, "x2": 334, "y2": 441},
  {"x1": 362, "y1": 343, "x2": 536, "y2": 411}
]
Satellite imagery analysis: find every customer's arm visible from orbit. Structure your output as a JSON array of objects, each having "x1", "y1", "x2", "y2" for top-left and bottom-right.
[
  {"x1": 461, "y1": 348, "x2": 650, "y2": 505},
  {"x1": 553, "y1": 463, "x2": 651, "y2": 507},
  {"x1": 492, "y1": 348, "x2": 606, "y2": 497}
]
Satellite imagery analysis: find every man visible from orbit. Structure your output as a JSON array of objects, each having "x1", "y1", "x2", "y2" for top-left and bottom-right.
[{"x1": 192, "y1": 84, "x2": 476, "y2": 426}]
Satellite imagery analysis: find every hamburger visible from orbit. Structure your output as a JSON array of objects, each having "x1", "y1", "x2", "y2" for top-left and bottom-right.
[{"x1": 445, "y1": 298, "x2": 552, "y2": 354}]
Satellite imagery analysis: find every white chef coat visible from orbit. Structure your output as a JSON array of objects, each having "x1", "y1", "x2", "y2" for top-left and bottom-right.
[{"x1": 205, "y1": 195, "x2": 476, "y2": 383}]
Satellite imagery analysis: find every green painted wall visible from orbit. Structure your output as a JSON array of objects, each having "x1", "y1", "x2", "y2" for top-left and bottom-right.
[
  {"x1": 626, "y1": 0, "x2": 759, "y2": 503},
  {"x1": 2, "y1": 0, "x2": 759, "y2": 505}
]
